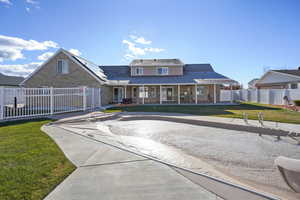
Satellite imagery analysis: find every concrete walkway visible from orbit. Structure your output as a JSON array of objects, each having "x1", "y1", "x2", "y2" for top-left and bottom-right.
[{"x1": 43, "y1": 125, "x2": 219, "y2": 200}]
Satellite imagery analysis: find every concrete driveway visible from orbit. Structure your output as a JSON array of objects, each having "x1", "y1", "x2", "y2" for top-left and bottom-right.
[{"x1": 42, "y1": 118, "x2": 280, "y2": 200}]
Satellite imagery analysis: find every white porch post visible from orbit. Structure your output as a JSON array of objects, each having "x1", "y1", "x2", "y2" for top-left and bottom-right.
[
  {"x1": 195, "y1": 84, "x2": 198, "y2": 104},
  {"x1": 124, "y1": 85, "x2": 127, "y2": 98},
  {"x1": 214, "y1": 84, "x2": 217, "y2": 104},
  {"x1": 142, "y1": 85, "x2": 145, "y2": 104},
  {"x1": 160, "y1": 85, "x2": 162, "y2": 104},
  {"x1": 230, "y1": 84, "x2": 233, "y2": 103},
  {"x1": 178, "y1": 85, "x2": 180, "y2": 104}
]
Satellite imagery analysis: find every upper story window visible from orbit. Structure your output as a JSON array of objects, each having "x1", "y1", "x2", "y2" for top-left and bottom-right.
[
  {"x1": 134, "y1": 67, "x2": 143, "y2": 75},
  {"x1": 57, "y1": 59, "x2": 69, "y2": 74},
  {"x1": 157, "y1": 67, "x2": 168, "y2": 75}
]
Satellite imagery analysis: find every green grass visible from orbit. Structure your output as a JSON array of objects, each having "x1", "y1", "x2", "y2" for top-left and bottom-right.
[
  {"x1": 0, "y1": 119, "x2": 76, "y2": 200},
  {"x1": 105, "y1": 102, "x2": 300, "y2": 124}
]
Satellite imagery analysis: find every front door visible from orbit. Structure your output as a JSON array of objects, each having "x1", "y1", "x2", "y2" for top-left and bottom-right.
[
  {"x1": 162, "y1": 87, "x2": 173, "y2": 101},
  {"x1": 113, "y1": 87, "x2": 123, "y2": 103}
]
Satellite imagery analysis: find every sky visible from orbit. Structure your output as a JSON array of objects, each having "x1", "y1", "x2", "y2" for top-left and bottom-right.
[{"x1": 1, "y1": 0, "x2": 300, "y2": 87}]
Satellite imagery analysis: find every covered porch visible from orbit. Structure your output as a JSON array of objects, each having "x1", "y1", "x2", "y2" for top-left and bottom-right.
[{"x1": 110, "y1": 79, "x2": 237, "y2": 105}]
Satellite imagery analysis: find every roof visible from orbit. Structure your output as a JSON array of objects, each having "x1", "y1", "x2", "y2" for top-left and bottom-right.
[
  {"x1": 100, "y1": 64, "x2": 236, "y2": 85},
  {"x1": 0, "y1": 73, "x2": 24, "y2": 86},
  {"x1": 72, "y1": 54, "x2": 107, "y2": 81},
  {"x1": 21, "y1": 48, "x2": 106, "y2": 85},
  {"x1": 130, "y1": 59, "x2": 184, "y2": 66},
  {"x1": 248, "y1": 78, "x2": 259, "y2": 85},
  {"x1": 273, "y1": 69, "x2": 300, "y2": 77}
]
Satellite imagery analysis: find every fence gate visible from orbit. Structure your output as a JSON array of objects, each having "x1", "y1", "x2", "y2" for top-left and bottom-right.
[{"x1": 0, "y1": 87, "x2": 102, "y2": 121}]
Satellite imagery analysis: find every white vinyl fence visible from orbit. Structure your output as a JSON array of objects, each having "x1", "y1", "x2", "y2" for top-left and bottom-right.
[
  {"x1": 222, "y1": 88, "x2": 300, "y2": 105},
  {"x1": 0, "y1": 87, "x2": 101, "y2": 121}
]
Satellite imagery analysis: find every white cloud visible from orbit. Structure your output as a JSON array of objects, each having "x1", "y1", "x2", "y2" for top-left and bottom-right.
[
  {"x1": 26, "y1": 0, "x2": 38, "y2": 4},
  {"x1": 144, "y1": 47, "x2": 165, "y2": 53},
  {"x1": 0, "y1": 35, "x2": 58, "y2": 62},
  {"x1": 129, "y1": 35, "x2": 152, "y2": 45},
  {"x1": 122, "y1": 40, "x2": 146, "y2": 56},
  {"x1": 0, "y1": 62, "x2": 42, "y2": 77},
  {"x1": 37, "y1": 51, "x2": 54, "y2": 61},
  {"x1": 26, "y1": 7, "x2": 30, "y2": 12},
  {"x1": 122, "y1": 35, "x2": 165, "y2": 60},
  {"x1": 69, "y1": 48, "x2": 81, "y2": 56},
  {"x1": 0, "y1": 0, "x2": 11, "y2": 5}
]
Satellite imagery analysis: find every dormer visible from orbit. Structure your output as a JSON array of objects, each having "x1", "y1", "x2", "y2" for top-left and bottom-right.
[{"x1": 130, "y1": 59, "x2": 184, "y2": 76}]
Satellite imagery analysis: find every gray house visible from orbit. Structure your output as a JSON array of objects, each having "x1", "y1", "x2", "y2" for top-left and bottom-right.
[
  {"x1": 256, "y1": 68, "x2": 300, "y2": 89},
  {"x1": 0, "y1": 73, "x2": 24, "y2": 87},
  {"x1": 22, "y1": 48, "x2": 237, "y2": 105}
]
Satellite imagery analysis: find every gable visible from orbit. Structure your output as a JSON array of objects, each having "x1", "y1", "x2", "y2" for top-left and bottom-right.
[
  {"x1": 258, "y1": 71, "x2": 300, "y2": 85},
  {"x1": 23, "y1": 51, "x2": 103, "y2": 88}
]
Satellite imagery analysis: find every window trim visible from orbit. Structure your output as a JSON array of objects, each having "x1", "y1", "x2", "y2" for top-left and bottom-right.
[
  {"x1": 134, "y1": 67, "x2": 143, "y2": 76},
  {"x1": 57, "y1": 59, "x2": 69, "y2": 74},
  {"x1": 157, "y1": 67, "x2": 169, "y2": 75}
]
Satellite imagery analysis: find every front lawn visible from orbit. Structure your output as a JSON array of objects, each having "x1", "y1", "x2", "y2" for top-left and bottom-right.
[
  {"x1": 0, "y1": 119, "x2": 76, "y2": 200},
  {"x1": 105, "y1": 102, "x2": 300, "y2": 124}
]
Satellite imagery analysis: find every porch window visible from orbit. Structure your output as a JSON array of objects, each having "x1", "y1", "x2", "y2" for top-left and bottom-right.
[
  {"x1": 197, "y1": 86, "x2": 206, "y2": 96},
  {"x1": 157, "y1": 67, "x2": 168, "y2": 75},
  {"x1": 139, "y1": 87, "x2": 148, "y2": 98},
  {"x1": 149, "y1": 87, "x2": 156, "y2": 98},
  {"x1": 57, "y1": 60, "x2": 69, "y2": 74}
]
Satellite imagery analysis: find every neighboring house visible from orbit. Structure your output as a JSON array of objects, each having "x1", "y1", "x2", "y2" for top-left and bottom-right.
[
  {"x1": 248, "y1": 78, "x2": 259, "y2": 89},
  {"x1": 22, "y1": 48, "x2": 237, "y2": 105},
  {"x1": 0, "y1": 73, "x2": 24, "y2": 87},
  {"x1": 255, "y1": 68, "x2": 300, "y2": 89}
]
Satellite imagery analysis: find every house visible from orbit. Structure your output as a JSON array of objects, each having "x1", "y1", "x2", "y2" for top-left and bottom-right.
[
  {"x1": 22, "y1": 48, "x2": 237, "y2": 105},
  {"x1": 248, "y1": 78, "x2": 259, "y2": 89},
  {"x1": 255, "y1": 68, "x2": 300, "y2": 89},
  {"x1": 0, "y1": 73, "x2": 24, "y2": 87}
]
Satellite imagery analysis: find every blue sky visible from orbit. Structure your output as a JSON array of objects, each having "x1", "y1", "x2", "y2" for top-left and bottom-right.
[{"x1": 1, "y1": 0, "x2": 300, "y2": 86}]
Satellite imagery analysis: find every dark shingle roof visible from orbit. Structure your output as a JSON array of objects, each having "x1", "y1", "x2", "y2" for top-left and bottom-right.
[
  {"x1": 100, "y1": 64, "x2": 230, "y2": 84},
  {"x1": 0, "y1": 73, "x2": 24, "y2": 86},
  {"x1": 273, "y1": 70, "x2": 300, "y2": 77}
]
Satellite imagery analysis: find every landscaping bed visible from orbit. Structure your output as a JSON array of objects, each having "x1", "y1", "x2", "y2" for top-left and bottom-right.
[{"x1": 0, "y1": 119, "x2": 76, "y2": 200}]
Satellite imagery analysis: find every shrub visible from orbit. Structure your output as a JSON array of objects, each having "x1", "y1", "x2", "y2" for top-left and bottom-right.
[{"x1": 294, "y1": 100, "x2": 300, "y2": 106}]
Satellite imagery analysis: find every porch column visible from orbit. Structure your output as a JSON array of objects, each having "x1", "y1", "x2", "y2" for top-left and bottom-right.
[
  {"x1": 178, "y1": 85, "x2": 180, "y2": 104},
  {"x1": 142, "y1": 85, "x2": 145, "y2": 104},
  {"x1": 195, "y1": 84, "x2": 198, "y2": 104},
  {"x1": 160, "y1": 85, "x2": 162, "y2": 104},
  {"x1": 124, "y1": 85, "x2": 127, "y2": 98},
  {"x1": 230, "y1": 84, "x2": 233, "y2": 103},
  {"x1": 214, "y1": 84, "x2": 217, "y2": 104}
]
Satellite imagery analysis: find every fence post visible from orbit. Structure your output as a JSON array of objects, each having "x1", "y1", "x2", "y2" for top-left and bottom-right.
[
  {"x1": 50, "y1": 87, "x2": 54, "y2": 115},
  {"x1": 99, "y1": 88, "x2": 102, "y2": 107},
  {"x1": 83, "y1": 87, "x2": 87, "y2": 111},
  {"x1": 0, "y1": 87, "x2": 4, "y2": 120}
]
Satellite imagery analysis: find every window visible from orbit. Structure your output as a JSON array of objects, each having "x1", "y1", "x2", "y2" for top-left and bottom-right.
[
  {"x1": 57, "y1": 60, "x2": 69, "y2": 74},
  {"x1": 135, "y1": 67, "x2": 143, "y2": 75},
  {"x1": 139, "y1": 87, "x2": 148, "y2": 98},
  {"x1": 157, "y1": 67, "x2": 168, "y2": 75},
  {"x1": 149, "y1": 87, "x2": 156, "y2": 98},
  {"x1": 290, "y1": 83, "x2": 298, "y2": 89}
]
